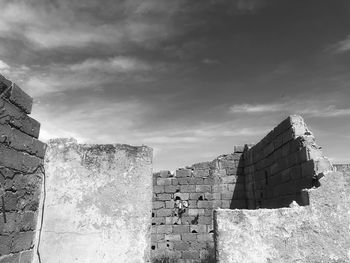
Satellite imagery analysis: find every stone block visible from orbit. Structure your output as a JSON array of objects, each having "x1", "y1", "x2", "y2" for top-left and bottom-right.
[
  {"x1": 174, "y1": 193, "x2": 189, "y2": 200},
  {"x1": 197, "y1": 201, "x2": 211, "y2": 208},
  {"x1": 11, "y1": 231, "x2": 35, "y2": 253},
  {"x1": 234, "y1": 145, "x2": 245, "y2": 153},
  {"x1": 19, "y1": 250, "x2": 33, "y2": 263},
  {"x1": 165, "y1": 200, "x2": 175, "y2": 209},
  {"x1": 182, "y1": 251, "x2": 199, "y2": 259},
  {"x1": 190, "y1": 225, "x2": 206, "y2": 233},
  {"x1": 157, "y1": 225, "x2": 172, "y2": 234},
  {"x1": 164, "y1": 185, "x2": 178, "y2": 193},
  {"x1": 153, "y1": 185, "x2": 165, "y2": 194},
  {"x1": 173, "y1": 225, "x2": 190, "y2": 233},
  {"x1": 0, "y1": 98, "x2": 40, "y2": 138},
  {"x1": 188, "y1": 209, "x2": 205, "y2": 216},
  {"x1": 181, "y1": 233, "x2": 197, "y2": 241},
  {"x1": 157, "y1": 178, "x2": 172, "y2": 186},
  {"x1": 180, "y1": 185, "x2": 196, "y2": 192},
  {"x1": 0, "y1": 75, "x2": 33, "y2": 114},
  {"x1": 157, "y1": 209, "x2": 173, "y2": 217},
  {"x1": 164, "y1": 234, "x2": 181, "y2": 241},
  {"x1": 178, "y1": 178, "x2": 189, "y2": 185},
  {"x1": 198, "y1": 216, "x2": 212, "y2": 225},
  {"x1": 176, "y1": 169, "x2": 192, "y2": 178},
  {"x1": 0, "y1": 252, "x2": 20, "y2": 263},
  {"x1": 197, "y1": 234, "x2": 213, "y2": 242},
  {"x1": 195, "y1": 185, "x2": 211, "y2": 193},
  {"x1": 173, "y1": 241, "x2": 190, "y2": 251},
  {"x1": 193, "y1": 169, "x2": 209, "y2": 177},
  {"x1": 159, "y1": 170, "x2": 171, "y2": 178}
]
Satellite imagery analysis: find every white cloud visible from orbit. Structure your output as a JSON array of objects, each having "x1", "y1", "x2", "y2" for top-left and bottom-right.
[
  {"x1": 333, "y1": 35, "x2": 350, "y2": 53},
  {"x1": 229, "y1": 102, "x2": 350, "y2": 117},
  {"x1": 69, "y1": 57, "x2": 150, "y2": 73},
  {"x1": 0, "y1": 60, "x2": 10, "y2": 71},
  {"x1": 230, "y1": 103, "x2": 284, "y2": 113},
  {"x1": 0, "y1": 0, "x2": 182, "y2": 49}
]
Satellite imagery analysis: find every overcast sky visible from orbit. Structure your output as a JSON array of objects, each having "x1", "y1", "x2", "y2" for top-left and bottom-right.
[{"x1": 0, "y1": 0, "x2": 350, "y2": 171}]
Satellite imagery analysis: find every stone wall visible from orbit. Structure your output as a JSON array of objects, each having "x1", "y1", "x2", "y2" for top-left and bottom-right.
[
  {"x1": 151, "y1": 151, "x2": 245, "y2": 262},
  {"x1": 213, "y1": 115, "x2": 350, "y2": 263},
  {"x1": 0, "y1": 74, "x2": 46, "y2": 262},
  {"x1": 244, "y1": 115, "x2": 332, "y2": 209},
  {"x1": 37, "y1": 139, "x2": 152, "y2": 263},
  {"x1": 214, "y1": 170, "x2": 350, "y2": 263}
]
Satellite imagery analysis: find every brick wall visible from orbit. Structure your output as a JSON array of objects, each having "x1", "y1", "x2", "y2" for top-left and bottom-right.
[
  {"x1": 0, "y1": 74, "x2": 46, "y2": 262},
  {"x1": 151, "y1": 150, "x2": 245, "y2": 262},
  {"x1": 243, "y1": 115, "x2": 333, "y2": 209}
]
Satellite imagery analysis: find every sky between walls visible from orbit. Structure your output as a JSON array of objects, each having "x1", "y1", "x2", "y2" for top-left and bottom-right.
[{"x1": 0, "y1": 0, "x2": 349, "y2": 171}]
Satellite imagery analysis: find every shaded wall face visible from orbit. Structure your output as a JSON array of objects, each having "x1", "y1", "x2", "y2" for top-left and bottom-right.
[
  {"x1": 243, "y1": 115, "x2": 332, "y2": 209},
  {"x1": 0, "y1": 75, "x2": 46, "y2": 262},
  {"x1": 40, "y1": 139, "x2": 153, "y2": 263},
  {"x1": 151, "y1": 152, "x2": 245, "y2": 262}
]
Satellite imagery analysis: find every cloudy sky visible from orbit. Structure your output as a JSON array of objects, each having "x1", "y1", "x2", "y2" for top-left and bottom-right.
[{"x1": 0, "y1": 0, "x2": 350, "y2": 171}]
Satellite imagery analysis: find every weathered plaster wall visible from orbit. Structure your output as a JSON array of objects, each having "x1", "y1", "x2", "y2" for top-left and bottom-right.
[
  {"x1": 0, "y1": 74, "x2": 46, "y2": 262},
  {"x1": 151, "y1": 150, "x2": 245, "y2": 262},
  {"x1": 214, "y1": 170, "x2": 350, "y2": 263},
  {"x1": 38, "y1": 138, "x2": 152, "y2": 263}
]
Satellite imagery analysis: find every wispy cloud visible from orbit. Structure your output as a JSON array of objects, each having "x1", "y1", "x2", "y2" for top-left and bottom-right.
[
  {"x1": 333, "y1": 35, "x2": 350, "y2": 53},
  {"x1": 69, "y1": 57, "x2": 151, "y2": 73},
  {"x1": 0, "y1": 0, "x2": 183, "y2": 49},
  {"x1": 230, "y1": 101, "x2": 350, "y2": 117},
  {"x1": 230, "y1": 103, "x2": 284, "y2": 113}
]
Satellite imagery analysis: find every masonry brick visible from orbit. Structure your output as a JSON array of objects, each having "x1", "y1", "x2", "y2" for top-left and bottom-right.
[
  {"x1": 11, "y1": 231, "x2": 35, "y2": 253},
  {"x1": 156, "y1": 194, "x2": 172, "y2": 201},
  {"x1": 173, "y1": 225, "x2": 190, "y2": 233},
  {"x1": 182, "y1": 251, "x2": 199, "y2": 259},
  {"x1": 0, "y1": 98, "x2": 40, "y2": 138},
  {"x1": 176, "y1": 169, "x2": 192, "y2": 178},
  {"x1": 153, "y1": 185, "x2": 164, "y2": 194},
  {"x1": 0, "y1": 75, "x2": 33, "y2": 114},
  {"x1": 157, "y1": 178, "x2": 172, "y2": 186}
]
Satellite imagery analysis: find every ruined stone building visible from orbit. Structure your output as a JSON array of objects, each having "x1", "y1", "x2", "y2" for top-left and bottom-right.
[{"x1": 0, "y1": 74, "x2": 349, "y2": 263}]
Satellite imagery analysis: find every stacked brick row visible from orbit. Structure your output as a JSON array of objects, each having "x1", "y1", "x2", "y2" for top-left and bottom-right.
[
  {"x1": 151, "y1": 150, "x2": 245, "y2": 262},
  {"x1": 244, "y1": 115, "x2": 333, "y2": 209},
  {"x1": 0, "y1": 75, "x2": 46, "y2": 262}
]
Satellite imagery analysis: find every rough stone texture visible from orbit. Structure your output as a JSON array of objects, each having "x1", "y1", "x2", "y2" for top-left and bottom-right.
[
  {"x1": 0, "y1": 74, "x2": 45, "y2": 263},
  {"x1": 151, "y1": 152, "x2": 245, "y2": 262},
  {"x1": 243, "y1": 115, "x2": 333, "y2": 209},
  {"x1": 214, "y1": 170, "x2": 350, "y2": 263},
  {"x1": 334, "y1": 164, "x2": 350, "y2": 174},
  {"x1": 37, "y1": 138, "x2": 153, "y2": 263}
]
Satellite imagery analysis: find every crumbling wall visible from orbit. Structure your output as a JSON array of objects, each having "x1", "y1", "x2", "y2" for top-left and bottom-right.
[
  {"x1": 244, "y1": 115, "x2": 332, "y2": 208},
  {"x1": 213, "y1": 115, "x2": 350, "y2": 263},
  {"x1": 0, "y1": 74, "x2": 46, "y2": 262},
  {"x1": 38, "y1": 139, "x2": 152, "y2": 263},
  {"x1": 334, "y1": 164, "x2": 350, "y2": 174},
  {"x1": 214, "y1": 170, "x2": 350, "y2": 263},
  {"x1": 151, "y1": 150, "x2": 245, "y2": 262}
]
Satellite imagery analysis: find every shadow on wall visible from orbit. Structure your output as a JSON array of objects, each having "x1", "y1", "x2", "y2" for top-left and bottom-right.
[
  {"x1": 229, "y1": 151, "x2": 247, "y2": 209},
  {"x1": 230, "y1": 115, "x2": 333, "y2": 210},
  {"x1": 153, "y1": 247, "x2": 215, "y2": 263}
]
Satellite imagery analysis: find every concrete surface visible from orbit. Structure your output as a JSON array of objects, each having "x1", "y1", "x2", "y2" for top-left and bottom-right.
[
  {"x1": 36, "y1": 138, "x2": 153, "y2": 263},
  {"x1": 214, "y1": 171, "x2": 350, "y2": 263}
]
